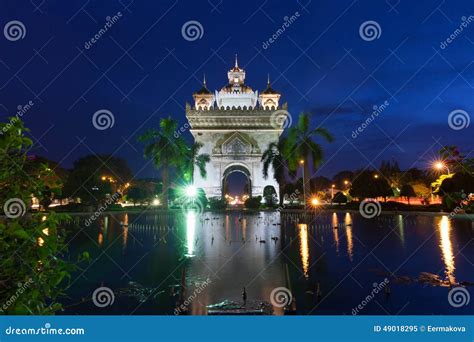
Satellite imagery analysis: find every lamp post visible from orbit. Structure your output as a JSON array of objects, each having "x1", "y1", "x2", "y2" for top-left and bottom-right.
[{"x1": 299, "y1": 159, "x2": 306, "y2": 208}]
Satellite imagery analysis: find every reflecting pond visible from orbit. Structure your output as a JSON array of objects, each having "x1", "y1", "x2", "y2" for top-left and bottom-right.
[{"x1": 61, "y1": 211, "x2": 474, "y2": 315}]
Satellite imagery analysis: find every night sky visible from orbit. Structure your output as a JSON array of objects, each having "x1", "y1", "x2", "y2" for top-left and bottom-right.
[{"x1": 1, "y1": 0, "x2": 473, "y2": 188}]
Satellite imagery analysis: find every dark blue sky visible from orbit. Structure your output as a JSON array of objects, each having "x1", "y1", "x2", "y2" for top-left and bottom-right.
[{"x1": 1, "y1": 0, "x2": 472, "y2": 180}]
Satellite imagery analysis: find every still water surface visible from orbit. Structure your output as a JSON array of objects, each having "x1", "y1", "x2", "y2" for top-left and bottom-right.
[{"x1": 62, "y1": 211, "x2": 474, "y2": 315}]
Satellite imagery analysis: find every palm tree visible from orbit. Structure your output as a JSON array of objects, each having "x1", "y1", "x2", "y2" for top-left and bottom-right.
[
  {"x1": 183, "y1": 142, "x2": 210, "y2": 183},
  {"x1": 138, "y1": 117, "x2": 187, "y2": 209},
  {"x1": 261, "y1": 139, "x2": 287, "y2": 205},
  {"x1": 283, "y1": 113, "x2": 333, "y2": 207}
]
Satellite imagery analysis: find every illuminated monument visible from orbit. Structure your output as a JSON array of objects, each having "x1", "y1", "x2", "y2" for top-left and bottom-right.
[{"x1": 185, "y1": 56, "x2": 288, "y2": 200}]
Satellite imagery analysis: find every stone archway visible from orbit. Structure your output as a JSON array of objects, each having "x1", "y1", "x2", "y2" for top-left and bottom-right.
[
  {"x1": 221, "y1": 164, "x2": 252, "y2": 199},
  {"x1": 185, "y1": 60, "x2": 287, "y2": 201}
]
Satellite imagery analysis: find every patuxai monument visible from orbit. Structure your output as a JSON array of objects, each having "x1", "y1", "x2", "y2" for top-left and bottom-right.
[{"x1": 185, "y1": 56, "x2": 289, "y2": 200}]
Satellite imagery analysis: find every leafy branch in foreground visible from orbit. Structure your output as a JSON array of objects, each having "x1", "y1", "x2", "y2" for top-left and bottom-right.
[{"x1": 0, "y1": 118, "x2": 87, "y2": 314}]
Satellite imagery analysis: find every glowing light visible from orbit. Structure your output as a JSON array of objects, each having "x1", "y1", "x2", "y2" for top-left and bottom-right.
[
  {"x1": 438, "y1": 216, "x2": 456, "y2": 284},
  {"x1": 374, "y1": 174, "x2": 379, "y2": 179},
  {"x1": 298, "y1": 224, "x2": 310, "y2": 279},
  {"x1": 101, "y1": 176, "x2": 107, "y2": 181},
  {"x1": 310, "y1": 197, "x2": 320, "y2": 207},
  {"x1": 186, "y1": 211, "x2": 196, "y2": 257},
  {"x1": 332, "y1": 184, "x2": 335, "y2": 188},
  {"x1": 299, "y1": 159, "x2": 305, "y2": 165},
  {"x1": 123, "y1": 213, "x2": 129, "y2": 249},
  {"x1": 434, "y1": 161, "x2": 444, "y2": 170},
  {"x1": 332, "y1": 213, "x2": 339, "y2": 254},
  {"x1": 152, "y1": 198, "x2": 160, "y2": 206},
  {"x1": 37, "y1": 228, "x2": 49, "y2": 247},
  {"x1": 185, "y1": 185, "x2": 197, "y2": 198},
  {"x1": 344, "y1": 180, "x2": 349, "y2": 185},
  {"x1": 344, "y1": 213, "x2": 353, "y2": 262}
]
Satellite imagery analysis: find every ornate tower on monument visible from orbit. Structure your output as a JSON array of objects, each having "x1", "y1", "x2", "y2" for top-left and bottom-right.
[{"x1": 186, "y1": 56, "x2": 288, "y2": 200}]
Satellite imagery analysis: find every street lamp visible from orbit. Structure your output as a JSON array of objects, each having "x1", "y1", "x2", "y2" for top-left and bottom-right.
[
  {"x1": 373, "y1": 174, "x2": 379, "y2": 179},
  {"x1": 434, "y1": 161, "x2": 451, "y2": 174},
  {"x1": 310, "y1": 197, "x2": 320, "y2": 208},
  {"x1": 185, "y1": 185, "x2": 197, "y2": 198},
  {"x1": 299, "y1": 160, "x2": 306, "y2": 208}
]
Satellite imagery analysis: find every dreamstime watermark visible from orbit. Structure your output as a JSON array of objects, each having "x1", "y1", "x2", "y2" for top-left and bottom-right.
[
  {"x1": 92, "y1": 109, "x2": 115, "y2": 130},
  {"x1": 84, "y1": 12, "x2": 123, "y2": 50},
  {"x1": 181, "y1": 20, "x2": 204, "y2": 41},
  {"x1": 92, "y1": 286, "x2": 115, "y2": 308},
  {"x1": 359, "y1": 199, "x2": 381, "y2": 219},
  {"x1": 181, "y1": 197, "x2": 206, "y2": 217},
  {"x1": 174, "y1": 277, "x2": 212, "y2": 315},
  {"x1": 84, "y1": 192, "x2": 121, "y2": 227},
  {"x1": 352, "y1": 100, "x2": 389, "y2": 139},
  {"x1": 448, "y1": 193, "x2": 473, "y2": 219},
  {"x1": 352, "y1": 278, "x2": 389, "y2": 315},
  {"x1": 448, "y1": 109, "x2": 470, "y2": 130},
  {"x1": 3, "y1": 20, "x2": 26, "y2": 41},
  {"x1": 269, "y1": 287, "x2": 292, "y2": 308},
  {"x1": 262, "y1": 11, "x2": 301, "y2": 50},
  {"x1": 3, "y1": 198, "x2": 26, "y2": 219},
  {"x1": 270, "y1": 109, "x2": 292, "y2": 129},
  {"x1": 5, "y1": 323, "x2": 85, "y2": 336},
  {"x1": 440, "y1": 16, "x2": 474, "y2": 50},
  {"x1": 174, "y1": 122, "x2": 190, "y2": 138},
  {"x1": 448, "y1": 286, "x2": 470, "y2": 308},
  {"x1": 0, "y1": 100, "x2": 34, "y2": 135},
  {"x1": 276, "y1": 189, "x2": 301, "y2": 212},
  {"x1": 0, "y1": 278, "x2": 34, "y2": 313},
  {"x1": 359, "y1": 20, "x2": 382, "y2": 41}
]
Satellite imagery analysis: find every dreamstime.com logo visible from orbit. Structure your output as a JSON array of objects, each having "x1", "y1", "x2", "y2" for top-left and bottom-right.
[
  {"x1": 4, "y1": 323, "x2": 85, "y2": 336},
  {"x1": 440, "y1": 16, "x2": 474, "y2": 49},
  {"x1": 3, "y1": 198, "x2": 26, "y2": 219},
  {"x1": 269, "y1": 287, "x2": 292, "y2": 308},
  {"x1": 92, "y1": 286, "x2": 115, "y2": 308},
  {"x1": 1, "y1": 278, "x2": 34, "y2": 313},
  {"x1": 359, "y1": 20, "x2": 382, "y2": 41},
  {"x1": 181, "y1": 20, "x2": 204, "y2": 41},
  {"x1": 3, "y1": 20, "x2": 26, "y2": 41},
  {"x1": 359, "y1": 199, "x2": 381, "y2": 219},
  {"x1": 448, "y1": 286, "x2": 470, "y2": 308},
  {"x1": 262, "y1": 11, "x2": 301, "y2": 50},
  {"x1": 84, "y1": 12, "x2": 123, "y2": 50},
  {"x1": 448, "y1": 109, "x2": 470, "y2": 130},
  {"x1": 352, "y1": 100, "x2": 389, "y2": 139},
  {"x1": 92, "y1": 109, "x2": 115, "y2": 130},
  {"x1": 270, "y1": 109, "x2": 292, "y2": 129},
  {"x1": 352, "y1": 278, "x2": 389, "y2": 315},
  {"x1": 174, "y1": 278, "x2": 212, "y2": 315},
  {"x1": 0, "y1": 100, "x2": 35, "y2": 136},
  {"x1": 85, "y1": 192, "x2": 121, "y2": 227}
]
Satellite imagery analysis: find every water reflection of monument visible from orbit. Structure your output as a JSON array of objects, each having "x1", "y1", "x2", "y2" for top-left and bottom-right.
[{"x1": 184, "y1": 211, "x2": 286, "y2": 315}]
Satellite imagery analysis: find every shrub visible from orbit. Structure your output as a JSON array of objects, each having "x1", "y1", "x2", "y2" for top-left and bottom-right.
[
  {"x1": 245, "y1": 196, "x2": 262, "y2": 209},
  {"x1": 208, "y1": 197, "x2": 227, "y2": 210},
  {"x1": 332, "y1": 191, "x2": 347, "y2": 204}
]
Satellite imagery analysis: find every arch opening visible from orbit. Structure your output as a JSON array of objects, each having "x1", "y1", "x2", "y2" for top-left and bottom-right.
[{"x1": 222, "y1": 164, "x2": 251, "y2": 205}]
